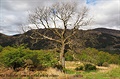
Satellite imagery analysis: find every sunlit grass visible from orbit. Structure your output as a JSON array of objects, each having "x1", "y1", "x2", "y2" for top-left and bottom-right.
[
  {"x1": 80, "y1": 66, "x2": 120, "y2": 79},
  {"x1": 65, "y1": 61, "x2": 120, "y2": 79}
]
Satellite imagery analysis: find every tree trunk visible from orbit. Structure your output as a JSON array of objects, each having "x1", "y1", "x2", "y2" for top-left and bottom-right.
[{"x1": 60, "y1": 43, "x2": 65, "y2": 69}]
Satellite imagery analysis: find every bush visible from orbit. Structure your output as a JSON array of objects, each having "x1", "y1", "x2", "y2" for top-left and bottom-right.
[
  {"x1": 96, "y1": 51, "x2": 110, "y2": 66},
  {"x1": 23, "y1": 50, "x2": 40, "y2": 67},
  {"x1": 77, "y1": 48, "x2": 120, "y2": 65},
  {"x1": 97, "y1": 62, "x2": 104, "y2": 66},
  {"x1": 0, "y1": 46, "x2": 58, "y2": 70},
  {"x1": 0, "y1": 46, "x2": 26, "y2": 70},
  {"x1": 65, "y1": 52, "x2": 74, "y2": 61},
  {"x1": 0, "y1": 45, "x2": 3, "y2": 52},
  {"x1": 84, "y1": 63, "x2": 96, "y2": 71},
  {"x1": 75, "y1": 64, "x2": 96, "y2": 71},
  {"x1": 102, "y1": 62, "x2": 109, "y2": 67},
  {"x1": 75, "y1": 65, "x2": 84, "y2": 71},
  {"x1": 108, "y1": 55, "x2": 120, "y2": 64},
  {"x1": 36, "y1": 50, "x2": 58, "y2": 67}
]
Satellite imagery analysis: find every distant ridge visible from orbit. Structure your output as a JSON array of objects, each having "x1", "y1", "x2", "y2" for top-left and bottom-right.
[
  {"x1": 93, "y1": 28, "x2": 120, "y2": 37},
  {"x1": 0, "y1": 28, "x2": 120, "y2": 53}
]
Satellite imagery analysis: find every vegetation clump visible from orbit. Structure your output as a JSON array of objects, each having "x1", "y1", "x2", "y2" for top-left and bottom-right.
[
  {"x1": 75, "y1": 63, "x2": 96, "y2": 71},
  {"x1": 65, "y1": 52, "x2": 74, "y2": 61},
  {"x1": 75, "y1": 65, "x2": 84, "y2": 71},
  {"x1": 76, "y1": 48, "x2": 120, "y2": 66},
  {"x1": 0, "y1": 45, "x2": 3, "y2": 52},
  {"x1": 84, "y1": 63, "x2": 96, "y2": 71},
  {"x1": 102, "y1": 62, "x2": 109, "y2": 67},
  {"x1": 0, "y1": 46, "x2": 25, "y2": 70},
  {"x1": 0, "y1": 45, "x2": 58, "y2": 70}
]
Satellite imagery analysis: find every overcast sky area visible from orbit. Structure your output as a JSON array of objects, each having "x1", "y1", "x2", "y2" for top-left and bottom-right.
[{"x1": 0, "y1": 0, "x2": 120, "y2": 35}]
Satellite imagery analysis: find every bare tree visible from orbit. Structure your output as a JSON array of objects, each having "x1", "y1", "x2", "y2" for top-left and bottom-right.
[{"x1": 26, "y1": 2, "x2": 91, "y2": 68}]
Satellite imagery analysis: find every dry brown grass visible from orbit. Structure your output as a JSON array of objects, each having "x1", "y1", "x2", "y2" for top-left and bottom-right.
[
  {"x1": 0, "y1": 61, "x2": 119, "y2": 79},
  {"x1": 65, "y1": 61, "x2": 83, "y2": 70}
]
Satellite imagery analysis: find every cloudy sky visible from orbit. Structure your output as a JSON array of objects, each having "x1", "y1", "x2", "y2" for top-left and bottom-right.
[{"x1": 0, "y1": 0, "x2": 120, "y2": 35}]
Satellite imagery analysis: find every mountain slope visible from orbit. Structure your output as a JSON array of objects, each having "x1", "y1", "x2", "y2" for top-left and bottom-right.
[
  {"x1": 93, "y1": 28, "x2": 120, "y2": 37},
  {"x1": 0, "y1": 28, "x2": 120, "y2": 52}
]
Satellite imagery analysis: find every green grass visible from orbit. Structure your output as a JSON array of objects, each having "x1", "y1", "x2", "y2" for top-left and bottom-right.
[
  {"x1": 106, "y1": 67, "x2": 120, "y2": 78},
  {"x1": 80, "y1": 66, "x2": 120, "y2": 79},
  {"x1": 64, "y1": 69, "x2": 77, "y2": 74},
  {"x1": 65, "y1": 65, "x2": 120, "y2": 79},
  {"x1": 65, "y1": 61, "x2": 120, "y2": 79}
]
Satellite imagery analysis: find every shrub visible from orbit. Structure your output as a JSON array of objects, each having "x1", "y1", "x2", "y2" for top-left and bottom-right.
[
  {"x1": 77, "y1": 48, "x2": 120, "y2": 65},
  {"x1": 0, "y1": 46, "x2": 58, "y2": 70},
  {"x1": 97, "y1": 62, "x2": 104, "y2": 66},
  {"x1": 102, "y1": 62, "x2": 109, "y2": 67},
  {"x1": 84, "y1": 63, "x2": 96, "y2": 71},
  {"x1": 0, "y1": 45, "x2": 3, "y2": 52},
  {"x1": 75, "y1": 63, "x2": 96, "y2": 71},
  {"x1": 23, "y1": 50, "x2": 40, "y2": 67},
  {"x1": 96, "y1": 51, "x2": 110, "y2": 66},
  {"x1": 0, "y1": 46, "x2": 25, "y2": 70},
  {"x1": 36, "y1": 50, "x2": 58, "y2": 67},
  {"x1": 75, "y1": 65, "x2": 84, "y2": 71},
  {"x1": 65, "y1": 52, "x2": 74, "y2": 61},
  {"x1": 108, "y1": 55, "x2": 120, "y2": 64}
]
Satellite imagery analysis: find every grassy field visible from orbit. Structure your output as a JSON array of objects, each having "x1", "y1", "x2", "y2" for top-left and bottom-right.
[
  {"x1": 81, "y1": 66, "x2": 120, "y2": 79},
  {"x1": 65, "y1": 61, "x2": 120, "y2": 79},
  {"x1": 0, "y1": 61, "x2": 120, "y2": 79}
]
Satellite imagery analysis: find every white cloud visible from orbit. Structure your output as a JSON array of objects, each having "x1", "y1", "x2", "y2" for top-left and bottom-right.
[
  {"x1": 88, "y1": 0, "x2": 120, "y2": 30},
  {"x1": 0, "y1": 0, "x2": 120, "y2": 35}
]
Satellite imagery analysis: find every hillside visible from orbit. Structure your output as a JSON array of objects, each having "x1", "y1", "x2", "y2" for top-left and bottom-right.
[
  {"x1": 93, "y1": 28, "x2": 120, "y2": 37},
  {"x1": 0, "y1": 28, "x2": 120, "y2": 52}
]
